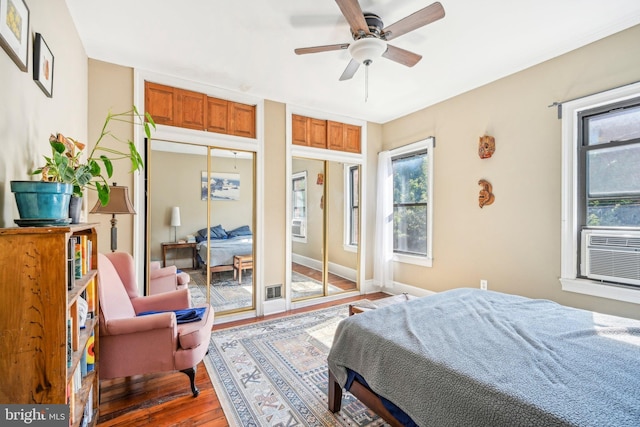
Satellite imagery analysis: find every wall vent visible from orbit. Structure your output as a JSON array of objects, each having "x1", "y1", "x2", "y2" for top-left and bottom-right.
[{"x1": 266, "y1": 284, "x2": 282, "y2": 300}]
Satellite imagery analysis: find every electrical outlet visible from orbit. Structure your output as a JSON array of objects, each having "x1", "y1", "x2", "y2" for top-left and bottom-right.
[{"x1": 480, "y1": 280, "x2": 488, "y2": 290}]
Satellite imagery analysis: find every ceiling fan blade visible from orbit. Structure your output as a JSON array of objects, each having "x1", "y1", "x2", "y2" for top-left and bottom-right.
[
  {"x1": 383, "y1": 44, "x2": 422, "y2": 67},
  {"x1": 294, "y1": 43, "x2": 350, "y2": 55},
  {"x1": 383, "y1": 1, "x2": 445, "y2": 41},
  {"x1": 334, "y1": 0, "x2": 370, "y2": 35},
  {"x1": 339, "y1": 59, "x2": 360, "y2": 81}
]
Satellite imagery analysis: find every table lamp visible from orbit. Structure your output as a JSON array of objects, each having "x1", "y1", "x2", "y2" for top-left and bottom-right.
[
  {"x1": 170, "y1": 206, "x2": 181, "y2": 242},
  {"x1": 90, "y1": 184, "x2": 136, "y2": 252}
]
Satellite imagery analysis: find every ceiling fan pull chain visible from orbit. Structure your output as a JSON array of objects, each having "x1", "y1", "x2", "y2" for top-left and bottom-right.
[{"x1": 365, "y1": 62, "x2": 369, "y2": 103}]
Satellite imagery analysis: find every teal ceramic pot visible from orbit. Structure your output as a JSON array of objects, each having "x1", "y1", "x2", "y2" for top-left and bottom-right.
[{"x1": 11, "y1": 181, "x2": 73, "y2": 220}]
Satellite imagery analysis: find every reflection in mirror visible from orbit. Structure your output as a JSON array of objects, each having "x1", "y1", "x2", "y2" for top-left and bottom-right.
[
  {"x1": 148, "y1": 141, "x2": 255, "y2": 314},
  {"x1": 291, "y1": 157, "x2": 325, "y2": 300},
  {"x1": 291, "y1": 158, "x2": 358, "y2": 301},
  {"x1": 326, "y1": 162, "x2": 358, "y2": 294},
  {"x1": 202, "y1": 149, "x2": 255, "y2": 313}
]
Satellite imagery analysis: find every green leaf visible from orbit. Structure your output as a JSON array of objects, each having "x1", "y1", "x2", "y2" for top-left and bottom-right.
[
  {"x1": 50, "y1": 140, "x2": 65, "y2": 154},
  {"x1": 100, "y1": 155, "x2": 113, "y2": 177},
  {"x1": 96, "y1": 182, "x2": 110, "y2": 206}
]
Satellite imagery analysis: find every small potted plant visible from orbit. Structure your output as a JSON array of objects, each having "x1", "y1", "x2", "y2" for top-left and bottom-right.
[{"x1": 12, "y1": 106, "x2": 155, "y2": 224}]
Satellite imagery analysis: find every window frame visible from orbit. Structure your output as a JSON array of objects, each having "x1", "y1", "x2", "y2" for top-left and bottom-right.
[
  {"x1": 389, "y1": 138, "x2": 434, "y2": 267},
  {"x1": 343, "y1": 164, "x2": 359, "y2": 252},
  {"x1": 291, "y1": 171, "x2": 307, "y2": 242},
  {"x1": 560, "y1": 81, "x2": 640, "y2": 304}
]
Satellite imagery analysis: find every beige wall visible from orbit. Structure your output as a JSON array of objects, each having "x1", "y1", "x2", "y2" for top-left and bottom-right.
[
  {"x1": 382, "y1": 24, "x2": 640, "y2": 319},
  {"x1": 1, "y1": 0, "x2": 87, "y2": 227},
  {"x1": 262, "y1": 100, "x2": 287, "y2": 289},
  {"x1": 87, "y1": 59, "x2": 135, "y2": 254}
]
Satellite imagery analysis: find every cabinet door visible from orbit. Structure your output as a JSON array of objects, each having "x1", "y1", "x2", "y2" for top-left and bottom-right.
[
  {"x1": 229, "y1": 102, "x2": 256, "y2": 138},
  {"x1": 308, "y1": 118, "x2": 327, "y2": 149},
  {"x1": 327, "y1": 120, "x2": 344, "y2": 151},
  {"x1": 343, "y1": 124, "x2": 361, "y2": 153},
  {"x1": 145, "y1": 82, "x2": 175, "y2": 126},
  {"x1": 176, "y1": 89, "x2": 206, "y2": 130},
  {"x1": 292, "y1": 114, "x2": 309, "y2": 146},
  {"x1": 207, "y1": 97, "x2": 229, "y2": 134}
]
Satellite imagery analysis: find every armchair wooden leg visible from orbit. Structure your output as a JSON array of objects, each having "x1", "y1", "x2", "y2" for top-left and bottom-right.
[{"x1": 180, "y1": 367, "x2": 200, "y2": 397}]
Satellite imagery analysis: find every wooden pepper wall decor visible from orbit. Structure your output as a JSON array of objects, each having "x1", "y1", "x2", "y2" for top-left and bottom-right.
[
  {"x1": 478, "y1": 135, "x2": 495, "y2": 159},
  {"x1": 478, "y1": 179, "x2": 495, "y2": 208}
]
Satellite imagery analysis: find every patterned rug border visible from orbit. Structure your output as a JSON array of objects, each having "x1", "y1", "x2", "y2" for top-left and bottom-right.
[{"x1": 202, "y1": 303, "x2": 385, "y2": 426}]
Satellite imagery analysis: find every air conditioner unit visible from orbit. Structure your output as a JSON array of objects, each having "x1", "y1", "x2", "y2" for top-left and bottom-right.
[
  {"x1": 292, "y1": 219, "x2": 305, "y2": 238},
  {"x1": 581, "y1": 229, "x2": 640, "y2": 286}
]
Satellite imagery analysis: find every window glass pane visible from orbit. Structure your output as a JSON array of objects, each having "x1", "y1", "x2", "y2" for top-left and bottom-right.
[
  {"x1": 394, "y1": 205, "x2": 427, "y2": 255},
  {"x1": 586, "y1": 104, "x2": 640, "y2": 145},
  {"x1": 393, "y1": 153, "x2": 428, "y2": 204},
  {"x1": 587, "y1": 144, "x2": 640, "y2": 197},
  {"x1": 587, "y1": 199, "x2": 640, "y2": 227}
]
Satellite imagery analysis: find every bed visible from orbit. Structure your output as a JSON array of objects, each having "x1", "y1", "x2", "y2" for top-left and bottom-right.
[
  {"x1": 327, "y1": 288, "x2": 640, "y2": 426},
  {"x1": 194, "y1": 225, "x2": 253, "y2": 274}
]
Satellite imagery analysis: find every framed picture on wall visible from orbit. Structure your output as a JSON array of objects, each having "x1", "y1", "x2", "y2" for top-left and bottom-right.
[
  {"x1": 201, "y1": 171, "x2": 240, "y2": 201},
  {"x1": 0, "y1": 0, "x2": 30, "y2": 72},
  {"x1": 33, "y1": 33, "x2": 54, "y2": 97}
]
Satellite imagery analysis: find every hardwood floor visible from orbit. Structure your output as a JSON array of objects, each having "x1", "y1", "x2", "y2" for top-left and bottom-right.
[
  {"x1": 97, "y1": 292, "x2": 388, "y2": 426},
  {"x1": 292, "y1": 262, "x2": 357, "y2": 292}
]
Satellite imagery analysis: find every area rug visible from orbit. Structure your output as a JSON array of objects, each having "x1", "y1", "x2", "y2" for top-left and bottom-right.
[
  {"x1": 189, "y1": 270, "x2": 343, "y2": 312},
  {"x1": 204, "y1": 304, "x2": 385, "y2": 426}
]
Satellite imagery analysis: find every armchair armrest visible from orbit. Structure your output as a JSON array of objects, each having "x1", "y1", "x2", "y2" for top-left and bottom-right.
[
  {"x1": 131, "y1": 288, "x2": 191, "y2": 313},
  {"x1": 150, "y1": 264, "x2": 177, "y2": 279},
  {"x1": 102, "y1": 313, "x2": 176, "y2": 335}
]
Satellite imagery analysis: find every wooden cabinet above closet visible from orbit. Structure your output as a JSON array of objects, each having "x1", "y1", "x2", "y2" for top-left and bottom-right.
[
  {"x1": 292, "y1": 114, "x2": 361, "y2": 153},
  {"x1": 145, "y1": 81, "x2": 256, "y2": 138}
]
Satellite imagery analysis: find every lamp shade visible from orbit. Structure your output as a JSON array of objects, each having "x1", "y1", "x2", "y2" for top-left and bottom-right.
[
  {"x1": 170, "y1": 206, "x2": 181, "y2": 227},
  {"x1": 90, "y1": 185, "x2": 136, "y2": 215}
]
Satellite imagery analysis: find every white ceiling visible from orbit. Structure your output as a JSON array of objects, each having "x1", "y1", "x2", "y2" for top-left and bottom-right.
[{"x1": 65, "y1": 0, "x2": 640, "y2": 124}]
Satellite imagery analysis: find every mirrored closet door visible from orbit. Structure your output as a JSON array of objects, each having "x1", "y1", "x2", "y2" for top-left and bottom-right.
[
  {"x1": 147, "y1": 140, "x2": 255, "y2": 315},
  {"x1": 290, "y1": 157, "x2": 359, "y2": 301}
]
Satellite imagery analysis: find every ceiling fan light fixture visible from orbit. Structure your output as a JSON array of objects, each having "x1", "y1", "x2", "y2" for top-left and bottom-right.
[{"x1": 348, "y1": 37, "x2": 386, "y2": 65}]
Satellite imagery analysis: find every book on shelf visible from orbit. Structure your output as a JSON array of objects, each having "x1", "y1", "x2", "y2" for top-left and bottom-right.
[
  {"x1": 67, "y1": 318, "x2": 72, "y2": 368},
  {"x1": 85, "y1": 277, "x2": 96, "y2": 318},
  {"x1": 74, "y1": 236, "x2": 82, "y2": 279},
  {"x1": 86, "y1": 333, "x2": 95, "y2": 372},
  {"x1": 67, "y1": 237, "x2": 76, "y2": 290}
]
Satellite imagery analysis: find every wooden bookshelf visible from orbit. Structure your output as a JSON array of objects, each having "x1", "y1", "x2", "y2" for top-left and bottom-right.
[{"x1": 0, "y1": 223, "x2": 100, "y2": 427}]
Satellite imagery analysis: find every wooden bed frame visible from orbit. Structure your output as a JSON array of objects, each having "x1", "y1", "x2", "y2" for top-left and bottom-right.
[{"x1": 328, "y1": 370, "x2": 405, "y2": 427}]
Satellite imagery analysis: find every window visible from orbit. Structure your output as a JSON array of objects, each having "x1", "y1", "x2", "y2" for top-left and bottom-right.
[
  {"x1": 344, "y1": 165, "x2": 359, "y2": 248},
  {"x1": 579, "y1": 100, "x2": 640, "y2": 228},
  {"x1": 560, "y1": 82, "x2": 640, "y2": 303},
  {"x1": 292, "y1": 171, "x2": 307, "y2": 240},
  {"x1": 389, "y1": 138, "x2": 434, "y2": 266}
]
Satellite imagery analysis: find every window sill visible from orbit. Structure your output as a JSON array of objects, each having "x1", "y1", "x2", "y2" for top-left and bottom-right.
[
  {"x1": 560, "y1": 277, "x2": 640, "y2": 305},
  {"x1": 393, "y1": 253, "x2": 432, "y2": 268},
  {"x1": 343, "y1": 244, "x2": 357, "y2": 253}
]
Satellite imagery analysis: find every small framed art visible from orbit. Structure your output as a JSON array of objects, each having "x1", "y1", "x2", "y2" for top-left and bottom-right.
[
  {"x1": 33, "y1": 33, "x2": 54, "y2": 97},
  {"x1": 0, "y1": 0, "x2": 30, "y2": 72}
]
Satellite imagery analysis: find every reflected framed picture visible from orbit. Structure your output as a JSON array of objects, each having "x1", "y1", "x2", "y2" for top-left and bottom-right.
[
  {"x1": 0, "y1": 0, "x2": 30, "y2": 72},
  {"x1": 33, "y1": 33, "x2": 53, "y2": 97},
  {"x1": 201, "y1": 171, "x2": 240, "y2": 201}
]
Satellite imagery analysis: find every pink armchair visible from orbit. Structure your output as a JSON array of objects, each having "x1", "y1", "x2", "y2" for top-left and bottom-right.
[
  {"x1": 149, "y1": 261, "x2": 190, "y2": 295},
  {"x1": 98, "y1": 252, "x2": 213, "y2": 397}
]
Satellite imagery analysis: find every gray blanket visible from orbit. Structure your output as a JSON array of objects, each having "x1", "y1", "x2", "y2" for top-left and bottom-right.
[
  {"x1": 196, "y1": 236, "x2": 252, "y2": 267},
  {"x1": 328, "y1": 288, "x2": 640, "y2": 426}
]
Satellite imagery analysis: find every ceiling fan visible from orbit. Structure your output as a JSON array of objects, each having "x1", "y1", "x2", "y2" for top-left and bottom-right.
[{"x1": 294, "y1": 0, "x2": 445, "y2": 81}]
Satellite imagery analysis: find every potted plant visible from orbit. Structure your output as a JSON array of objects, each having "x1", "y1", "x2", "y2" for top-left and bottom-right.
[{"x1": 12, "y1": 106, "x2": 155, "y2": 224}]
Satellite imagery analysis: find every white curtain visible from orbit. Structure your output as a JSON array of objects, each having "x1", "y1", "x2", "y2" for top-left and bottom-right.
[{"x1": 374, "y1": 150, "x2": 394, "y2": 289}]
